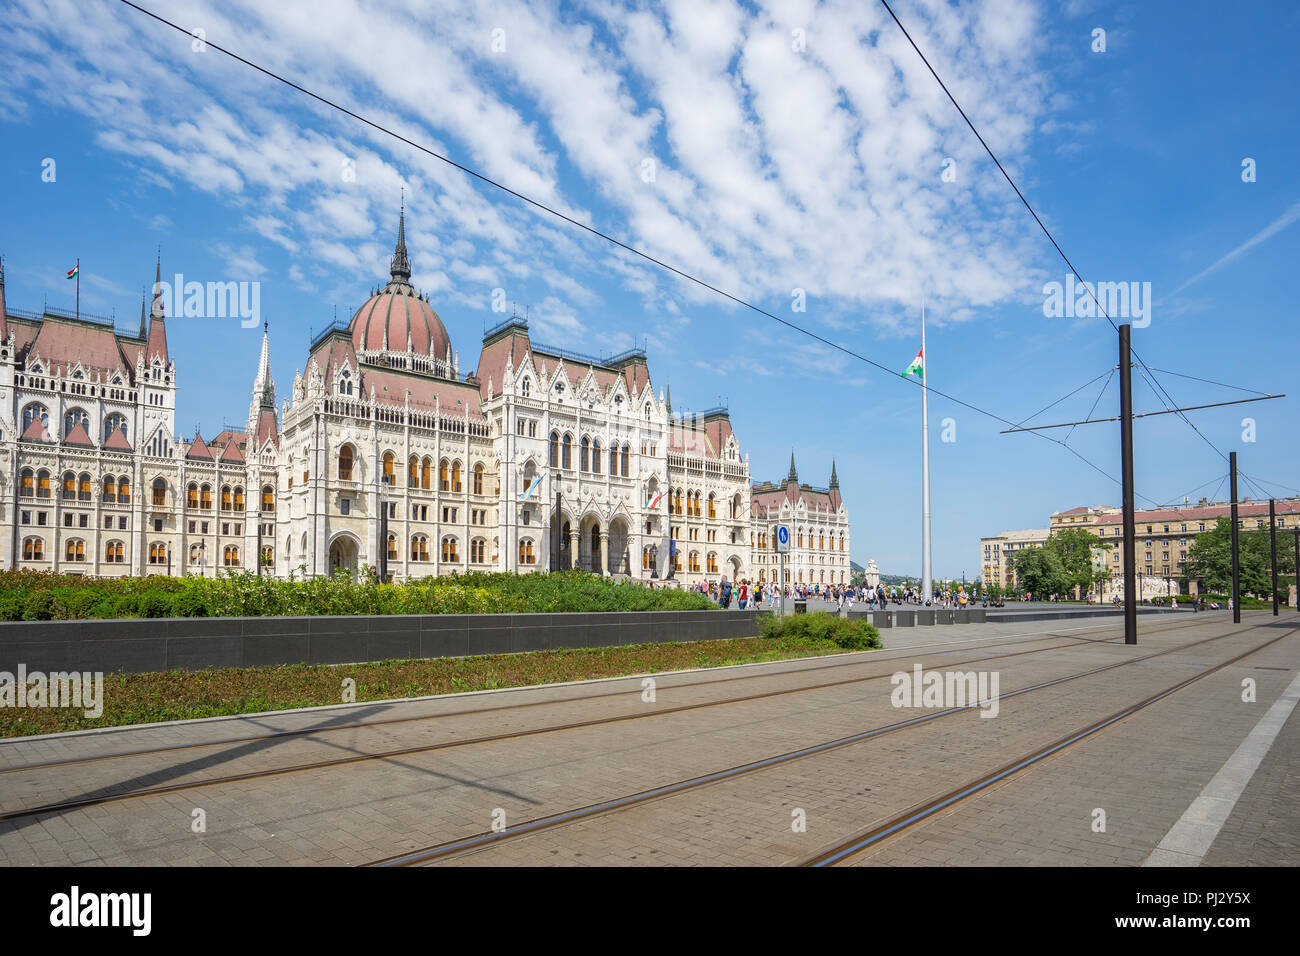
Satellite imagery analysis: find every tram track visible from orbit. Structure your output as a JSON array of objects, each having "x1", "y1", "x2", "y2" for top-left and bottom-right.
[
  {"x1": 360, "y1": 617, "x2": 1286, "y2": 866},
  {"x1": 799, "y1": 621, "x2": 1299, "y2": 866},
  {"x1": 0, "y1": 617, "x2": 1197, "y2": 823},
  {"x1": 0, "y1": 614, "x2": 1185, "y2": 776}
]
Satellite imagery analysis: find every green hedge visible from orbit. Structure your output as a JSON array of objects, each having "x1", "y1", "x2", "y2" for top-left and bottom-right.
[
  {"x1": 0, "y1": 569, "x2": 715, "y2": 622},
  {"x1": 760, "y1": 612, "x2": 882, "y2": 650}
]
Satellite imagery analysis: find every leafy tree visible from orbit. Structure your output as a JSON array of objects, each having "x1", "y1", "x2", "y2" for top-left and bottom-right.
[
  {"x1": 1010, "y1": 545, "x2": 1070, "y2": 597},
  {"x1": 1182, "y1": 518, "x2": 1295, "y2": 597}
]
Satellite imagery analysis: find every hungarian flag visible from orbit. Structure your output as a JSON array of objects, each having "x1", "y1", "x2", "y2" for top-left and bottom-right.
[
  {"x1": 66, "y1": 264, "x2": 78, "y2": 280},
  {"x1": 645, "y1": 491, "x2": 666, "y2": 509},
  {"x1": 901, "y1": 346, "x2": 923, "y2": 380}
]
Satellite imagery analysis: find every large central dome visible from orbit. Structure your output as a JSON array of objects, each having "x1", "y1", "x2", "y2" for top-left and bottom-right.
[{"x1": 349, "y1": 208, "x2": 452, "y2": 361}]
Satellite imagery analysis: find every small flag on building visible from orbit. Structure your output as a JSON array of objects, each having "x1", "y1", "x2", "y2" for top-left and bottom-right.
[
  {"x1": 645, "y1": 491, "x2": 666, "y2": 509},
  {"x1": 901, "y1": 346, "x2": 924, "y2": 380},
  {"x1": 520, "y1": 474, "x2": 543, "y2": 500},
  {"x1": 66, "y1": 264, "x2": 78, "y2": 280}
]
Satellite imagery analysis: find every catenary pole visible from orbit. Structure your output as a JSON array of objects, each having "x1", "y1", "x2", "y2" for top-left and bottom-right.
[
  {"x1": 1270, "y1": 498, "x2": 1278, "y2": 616},
  {"x1": 1230, "y1": 452, "x2": 1240, "y2": 624},
  {"x1": 1118, "y1": 324, "x2": 1137, "y2": 645}
]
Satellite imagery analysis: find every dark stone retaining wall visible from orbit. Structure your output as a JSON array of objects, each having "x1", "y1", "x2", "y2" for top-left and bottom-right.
[{"x1": 0, "y1": 610, "x2": 767, "y2": 675}]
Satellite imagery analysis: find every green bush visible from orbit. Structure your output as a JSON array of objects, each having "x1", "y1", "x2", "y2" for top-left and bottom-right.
[
  {"x1": 22, "y1": 590, "x2": 57, "y2": 621},
  {"x1": 761, "y1": 612, "x2": 881, "y2": 650}
]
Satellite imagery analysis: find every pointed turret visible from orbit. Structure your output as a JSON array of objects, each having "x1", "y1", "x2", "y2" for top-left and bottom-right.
[
  {"x1": 252, "y1": 322, "x2": 274, "y2": 409},
  {"x1": 146, "y1": 256, "x2": 169, "y2": 363},
  {"x1": 787, "y1": 452, "x2": 798, "y2": 484},
  {"x1": 829, "y1": 460, "x2": 839, "y2": 490},
  {"x1": 0, "y1": 255, "x2": 7, "y2": 343},
  {"x1": 248, "y1": 322, "x2": 280, "y2": 450},
  {"x1": 828, "y1": 459, "x2": 842, "y2": 509},
  {"x1": 389, "y1": 202, "x2": 411, "y2": 284},
  {"x1": 665, "y1": 382, "x2": 672, "y2": 417},
  {"x1": 138, "y1": 289, "x2": 147, "y2": 339}
]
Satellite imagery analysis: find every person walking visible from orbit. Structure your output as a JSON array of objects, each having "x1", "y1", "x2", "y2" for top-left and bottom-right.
[{"x1": 738, "y1": 579, "x2": 749, "y2": 610}]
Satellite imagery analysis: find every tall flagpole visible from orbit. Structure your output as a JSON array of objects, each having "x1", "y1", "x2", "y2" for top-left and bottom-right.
[
  {"x1": 921, "y1": 300, "x2": 932, "y2": 605},
  {"x1": 75, "y1": 257, "x2": 80, "y2": 320}
]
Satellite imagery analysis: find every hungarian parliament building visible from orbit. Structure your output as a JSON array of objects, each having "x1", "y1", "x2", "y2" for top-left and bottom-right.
[{"x1": 0, "y1": 213, "x2": 853, "y2": 588}]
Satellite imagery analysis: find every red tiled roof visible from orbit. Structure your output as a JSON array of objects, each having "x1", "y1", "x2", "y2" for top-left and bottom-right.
[
  {"x1": 219, "y1": 441, "x2": 245, "y2": 463},
  {"x1": 31, "y1": 320, "x2": 127, "y2": 375},
  {"x1": 252, "y1": 408, "x2": 279, "y2": 449},
  {"x1": 20, "y1": 418, "x2": 53, "y2": 442},
  {"x1": 186, "y1": 434, "x2": 214, "y2": 460},
  {"x1": 1093, "y1": 500, "x2": 1300, "y2": 526},
  {"x1": 104, "y1": 427, "x2": 133, "y2": 452},
  {"x1": 64, "y1": 421, "x2": 94, "y2": 447},
  {"x1": 358, "y1": 367, "x2": 486, "y2": 419}
]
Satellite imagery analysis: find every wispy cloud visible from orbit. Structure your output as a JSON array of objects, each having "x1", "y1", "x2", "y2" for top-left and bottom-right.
[{"x1": 1169, "y1": 199, "x2": 1300, "y2": 297}]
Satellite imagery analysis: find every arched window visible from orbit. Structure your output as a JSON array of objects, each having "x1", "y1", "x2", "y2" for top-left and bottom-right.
[
  {"x1": 65, "y1": 538, "x2": 86, "y2": 562},
  {"x1": 234, "y1": 487, "x2": 245, "y2": 511},
  {"x1": 187, "y1": 483, "x2": 199, "y2": 509},
  {"x1": 689, "y1": 551, "x2": 700, "y2": 573},
  {"x1": 580, "y1": 437, "x2": 590, "y2": 472},
  {"x1": 708, "y1": 494, "x2": 716, "y2": 519},
  {"x1": 561, "y1": 433, "x2": 573, "y2": 470},
  {"x1": 520, "y1": 377, "x2": 531, "y2": 398},
  {"x1": 439, "y1": 459, "x2": 450, "y2": 492},
  {"x1": 411, "y1": 535, "x2": 429, "y2": 561},
  {"x1": 451, "y1": 461, "x2": 462, "y2": 492},
  {"x1": 549, "y1": 431, "x2": 559, "y2": 467},
  {"x1": 621, "y1": 444, "x2": 630, "y2": 477},
  {"x1": 221, "y1": 485, "x2": 233, "y2": 511},
  {"x1": 118, "y1": 477, "x2": 130, "y2": 504},
  {"x1": 441, "y1": 536, "x2": 459, "y2": 562},
  {"x1": 61, "y1": 472, "x2": 76, "y2": 500},
  {"x1": 102, "y1": 476, "x2": 117, "y2": 503},
  {"x1": 222, "y1": 545, "x2": 239, "y2": 567},
  {"x1": 22, "y1": 537, "x2": 44, "y2": 560},
  {"x1": 338, "y1": 445, "x2": 354, "y2": 480},
  {"x1": 260, "y1": 545, "x2": 273, "y2": 568},
  {"x1": 592, "y1": 439, "x2": 601, "y2": 474},
  {"x1": 22, "y1": 403, "x2": 49, "y2": 433},
  {"x1": 20, "y1": 468, "x2": 34, "y2": 497},
  {"x1": 408, "y1": 455, "x2": 419, "y2": 486},
  {"x1": 201, "y1": 484, "x2": 213, "y2": 510},
  {"x1": 387, "y1": 534, "x2": 398, "y2": 561},
  {"x1": 104, "y1": 540, "x2": 124, "y2": 563},
  {"x1": 473, "y1": 463, "x2": 484, "y2": 496},
  {"x1": 103, "y1": 413, "x2": 128, "y2": 442},
  {"x1": 261, "y1": 485, "x2": 274, "y2": 513},
  {"x1": 37, "y1": 470, "x2": 51, "y2": 498},
  {"x1": 382, "y1": 452, "x2": 395, "y2": 485},
  {"x1": 152, "y1": 478, "x2": 167, "y2": 507},
  {"x1": 609, "y1": 444, "x2": 618, "y2": 475},
  {"x1": 77, "y1": 473, "x2": 91, "y2": 501},
  {"x1": 471, "y1": 538, "x2": 486, "y2": 564},
  {"x1": 338, "y1": 370, "x2": 353, "y2": 395},
  {"x1": 518, "y1": 538, "x2": 536, "y2": 565},
  {"x1": 63, "y1": 408, "x2": 90, "y2": 438},
  {"x1": 421, "y1": 457, "x2": 432, "y2": 490},
  {"x1": 707, "y1": 552, "x2": 718, "y2": 574}
]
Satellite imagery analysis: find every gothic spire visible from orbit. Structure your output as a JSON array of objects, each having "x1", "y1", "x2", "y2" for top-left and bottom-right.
[
  {"x1": 829, "y1": 459, "x2": 839, "y2": 490},
  {"x1": 787, "y1": 451, "x2": 798, "y2": 484},
  {"x1": 253, "y1": 321, "x2": 275, "y2": 409},
  {"x1": 150, "y1": 254, "x2": 165, "y2": 320},
  {"x1": 389, "y1": 200, "x2": 411, "y2": 284}
]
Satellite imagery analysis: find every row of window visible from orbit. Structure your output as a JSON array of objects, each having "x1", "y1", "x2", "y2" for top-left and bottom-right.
[
  {"x1": 670, "y1": 490, "x2": 743, "y2": 519},
  {"x1": 21, "y1": 405, "x2": 130, "y2": 442},
  {"x1": 547, "y1": 432, "x2": 632, "y2": 477},
  {"x1": 21, "y1": 537, "x2": 180, "y2": 565}
]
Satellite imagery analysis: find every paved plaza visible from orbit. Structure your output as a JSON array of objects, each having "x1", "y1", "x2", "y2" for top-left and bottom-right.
[{"x1": 0, "y1": 611, "x2": 1295, "y2": 866}]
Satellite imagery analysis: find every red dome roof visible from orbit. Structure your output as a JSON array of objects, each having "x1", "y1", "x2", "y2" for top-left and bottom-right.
[{"x1": 349, "y1": 282, "x2": 451, "y2": 357}]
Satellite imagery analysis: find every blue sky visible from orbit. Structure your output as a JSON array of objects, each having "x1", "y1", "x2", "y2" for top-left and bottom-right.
[{"x1": 1, "y1": 0, "x2": 1297, "y2": 578}]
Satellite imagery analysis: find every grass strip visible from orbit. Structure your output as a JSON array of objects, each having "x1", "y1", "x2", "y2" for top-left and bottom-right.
[{"x1": 0, "y1": 633, "x2": 867, "y2": 738}]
